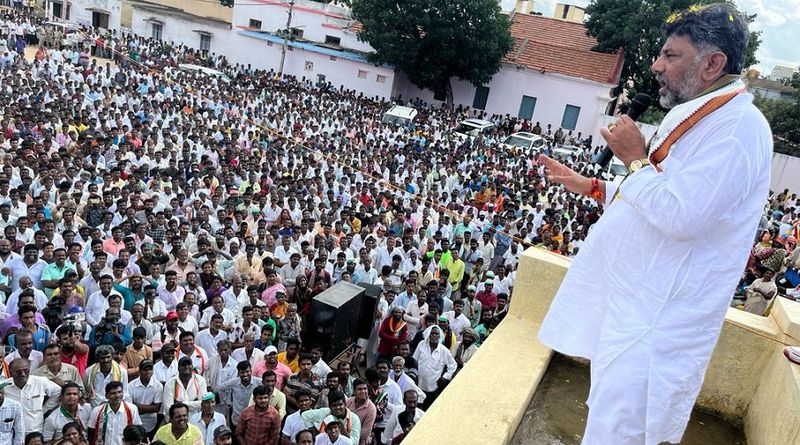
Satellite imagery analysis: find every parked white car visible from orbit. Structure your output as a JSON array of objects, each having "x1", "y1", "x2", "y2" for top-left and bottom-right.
[
  {"x1": 42, "y1": 21, "x2": 82, "y2": 47},
  {"x1": 178, "y1": 63, "x2": 232, "y2": 83},
  {"x1": 453, "y1": 119, "x2": 496, "y2": 141},
  {"x1": 382, "y1": 105, "x2": 418, "y2": 129},
  {"x1": 551, "y1": 144, "x2": 583, "y2": 160},
  {"x1": 502, "y1": 132, "x2": 545, "y2": 153}
]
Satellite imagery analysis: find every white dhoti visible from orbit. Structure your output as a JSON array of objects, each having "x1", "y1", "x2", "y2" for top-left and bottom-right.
[{"x1": 538, "y1": 86, "x2": 772, "y2": 445}]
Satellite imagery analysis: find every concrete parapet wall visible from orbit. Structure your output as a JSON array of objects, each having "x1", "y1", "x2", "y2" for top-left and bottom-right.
[
  {"x1": 403, "y1": 248, "x2": 568, "y2": 445},
  {"x1": 403, "y1": 246, "x2": 800, "y2": 445}
]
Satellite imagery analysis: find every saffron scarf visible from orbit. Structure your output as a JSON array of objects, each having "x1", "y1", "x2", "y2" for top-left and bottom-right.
[
  {"x1": 319, "y1": 412, "x2": 353, "y2": 436},
  {"x1": 174, "y1": 375, "x2": 201, "y2": 401},
  {"x1": 647, "y1": 74, "x2": 746, "y2": 172},
  {"x1": 92, "y1": 402, "x2": 133, "y2": 445},
  {"x1": 387, "y1": 317, "x2": 406, "y2": 336},
  {"x1": 175, "y1": 347, "x2": 206, "y2": 373}
]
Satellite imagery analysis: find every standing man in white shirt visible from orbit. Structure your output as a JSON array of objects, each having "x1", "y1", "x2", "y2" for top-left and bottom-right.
[
  {"x1": 88, "y1": 381, "x2": 142, "y2": 445},
  {"x1": 538, "y1": 5, "x2": 772, "y2": 444},
  {"x1": 413, "y1": 326, "x2": 456, "y2": 410},
  {"x1": 5, "y1": 357, "x2": 61, "y2": 433},
  {"x1": 163, "y1": 357, "x2": 208, "y2": 417},
  {"x1": 126, "y1": 359, "x2": 163, "y2": 436}
]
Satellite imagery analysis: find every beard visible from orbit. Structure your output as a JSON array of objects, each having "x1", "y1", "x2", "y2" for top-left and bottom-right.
[{"x1": 656, "y1": 59, "x2": 704, "y2": 109}]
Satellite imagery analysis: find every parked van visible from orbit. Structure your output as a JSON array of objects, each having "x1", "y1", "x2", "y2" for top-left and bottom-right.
[
  {"x1": 502, "y1": 132, "x2": 545, "y2": 154},
  {"x1": 382, "y1": 105, "x2": 418, "y2": 129},
  {"x1": 453, "y1": 118, "x2": 495, "y2": 140},
  {"x1": 42, "y1": 21, "x2": 82, "y2": 47},
  {"x1": 178, "y1": 63, "x2": 232, "y2": 83}
]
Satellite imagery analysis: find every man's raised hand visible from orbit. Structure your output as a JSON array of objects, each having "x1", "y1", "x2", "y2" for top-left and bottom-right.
[{"x1": 539, "y1": 155, "x2": 591, "y2": 196}]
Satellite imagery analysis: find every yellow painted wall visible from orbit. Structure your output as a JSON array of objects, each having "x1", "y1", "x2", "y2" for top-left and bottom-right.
[
  {"x1": 133, "y1": 0, "x2": 232, "y2": 22},
  {"x1": 554, "y1": 3, "x2": 585, "y2": 23}
]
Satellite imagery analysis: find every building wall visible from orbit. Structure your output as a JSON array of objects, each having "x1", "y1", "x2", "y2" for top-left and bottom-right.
[
  {"x1": 553, "y1": 3, "x2": 585, "y2": 23},
  {"x1": 135, "y1": 0, "x2": 233, "y2": 23},
  {"x1": 130, "y1": 6, "x2": 234, "y2": 56},
  {"x1": 749, "y1": 85, "x2": 793, "y2": 102},
  {"x1": 232, "y1": 0, "x2": 372, "y2": 53},
  {"x1": 68, "y1": 0, "x2": 123, "y2": 29},
  {"x1": 234, "y1": 33, "x2": 395, "y2": 99},
  {"x1": 394, "y1": 66, "x2": 615, "y2": 138},
  {"x1": 771, "y1": 152, "x2": 800, "y2": 194}
]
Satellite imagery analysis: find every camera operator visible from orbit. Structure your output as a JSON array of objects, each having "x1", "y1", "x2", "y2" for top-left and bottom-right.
[{"x1": 88, "y1": 307, "x2": 132, "y2": 349}]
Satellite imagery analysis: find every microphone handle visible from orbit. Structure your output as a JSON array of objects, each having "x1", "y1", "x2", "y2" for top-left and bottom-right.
[
  {"x1": 597, "y1": 147, "x2": 614, "y2": 168},
  {"x1": 597, "y1": 109, "x2": 643, "y2": 168}
]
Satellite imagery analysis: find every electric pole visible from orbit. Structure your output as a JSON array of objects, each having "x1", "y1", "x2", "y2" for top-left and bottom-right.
[{"x1": 278, "y1": 0, "x2": 295, "y2": 76}]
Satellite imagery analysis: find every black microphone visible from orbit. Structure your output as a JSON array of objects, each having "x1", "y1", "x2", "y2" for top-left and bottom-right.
[{"x1": 597, "y1": 93, "x2": 652, "y2": 168}]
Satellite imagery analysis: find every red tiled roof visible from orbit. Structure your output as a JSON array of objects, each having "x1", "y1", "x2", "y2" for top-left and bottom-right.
[{"x1": 505, "y1": 13, "x2": 622, "y2": 85}]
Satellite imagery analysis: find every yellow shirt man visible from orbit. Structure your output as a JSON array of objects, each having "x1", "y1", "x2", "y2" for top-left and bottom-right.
[{"x1": 154, "y1": 422, "x2": 204, "y2": 445}]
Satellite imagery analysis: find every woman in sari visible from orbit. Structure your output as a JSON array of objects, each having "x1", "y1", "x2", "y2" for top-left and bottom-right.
[
  {"x1": 745, "y1": 231, "x2": 786, "y2": 284},
  {"x1": 744, "y1": 268, "x2": 778, "y2": 316},
  {"x1": 260, "y1": 268, "x2": 287, "y2": 307},
  {"x1": 205, "y1": 275, "x2": 226, "y2": 303}
]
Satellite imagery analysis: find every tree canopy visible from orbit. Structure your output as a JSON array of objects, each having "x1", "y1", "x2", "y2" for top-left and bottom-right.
[
  {"x1": 584, "y1": 0, "x2": 761, "y2": 102},
  {"x1": 754, "y1": 73, "x2": 800, "y2": 157},
  {"x1": 351, "y1": 0, "x2": 514, "y2": 103}
]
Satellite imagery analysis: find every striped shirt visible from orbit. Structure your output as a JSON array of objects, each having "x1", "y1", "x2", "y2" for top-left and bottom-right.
[{"x1": 0, "y1": 398, "x2": 24, "y2": 445}]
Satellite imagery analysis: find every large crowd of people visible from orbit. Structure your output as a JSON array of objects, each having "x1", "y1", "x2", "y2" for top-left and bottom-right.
[{"x1": 0, "y1": 6, "x2": 796, "y2": 445}]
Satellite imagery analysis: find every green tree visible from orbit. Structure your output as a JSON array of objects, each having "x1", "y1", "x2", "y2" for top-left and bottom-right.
[
  {"x1": 351, "y1": 0, "x2": 514, "y2": 104},
  {"x1": 585, "y1": 0, "x2": 761, "y2": 101},
  {"x1": 753, "y1": 73, "x2": 800, "y2": 156}
]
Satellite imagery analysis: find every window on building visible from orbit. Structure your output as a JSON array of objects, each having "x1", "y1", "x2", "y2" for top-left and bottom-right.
[
  {"x1": 151, "y1": 23, "x2": 162, "y2": 41},
  {"x1": 561, "y1": 104, "x2": 581, "y2": 130},
  {"x1": 472, "y1": 86, "x2": 490, "y2": 110},
  {"x1": 376, "y1": 75, "x2": 387, "y2": 84},
  {"x1": 91, "y1": 11, "x2": 109, "y2": 29},
  {"x1": 249, "y1": 19, "x2": 262, "y2": 29},
  {"x1": 330, "y1": 55, "x2": 337, "y2": 61},
  {"x1": 317, "y1": 74, "x2": 327, "y2": 86},
  {"x1": 325, "y1": 35, "x2": 341, "y2": 45},
  {"x1": 267, "y1": 41, "x2": 273, "y2": 46},
  {"x1": 358, "y1": 70, "x2": 368, "y2": 79},
  {"x1": 290, "y1": 28, "x2": 304, "y2": 38},
  {"x1": 518, "y1": 95, "x2": 537, "y2": 120},
  {"x1": 199, "y1": 34, "x2": 211, "y2": 52}
]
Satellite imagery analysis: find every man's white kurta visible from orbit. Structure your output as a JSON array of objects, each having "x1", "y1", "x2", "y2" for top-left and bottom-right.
[{"x1": 538, "y1": 92, "x2": 771, "y2": 445}]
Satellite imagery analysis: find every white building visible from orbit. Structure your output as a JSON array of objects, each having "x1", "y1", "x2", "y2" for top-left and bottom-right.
[
  {"x1": 231, "y1": 0, "x2": 396, "y2": 99},
  {"x1": 395, "y1": 12, "x2": 622, "y2": 137},
  {"x1": 769, "y1": 65, "x2": 797, "y2": 82},
  {"x1": 59, "y1": 0, "x2": 123, "y2": 29},
  {"x1": 128, "y1": 0, "x2": 234, "y2": 56},
  {"x1": 63, "y1": 0, "x2": 622, "y2": 136}
]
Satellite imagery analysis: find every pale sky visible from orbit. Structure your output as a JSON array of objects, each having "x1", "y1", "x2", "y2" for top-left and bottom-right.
[{"x1": 500, "y1": 0, "x2": 800, "y2": 75}]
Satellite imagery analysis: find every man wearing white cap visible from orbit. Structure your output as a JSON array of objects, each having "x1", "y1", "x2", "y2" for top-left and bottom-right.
[
  {"x1": 314, "y1": 415, "x2": 353, "y2": 445},
  {"x1": 252, "y1": 345, "x2": 292, "y2": 390},
  {"x1": 475, "y1": 279, "x2": 497, "y2": 313}
]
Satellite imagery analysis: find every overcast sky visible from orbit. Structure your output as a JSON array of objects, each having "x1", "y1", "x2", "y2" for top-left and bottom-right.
[{"x1": 500, "y1": 0, "x2": 799, "y2": 75}]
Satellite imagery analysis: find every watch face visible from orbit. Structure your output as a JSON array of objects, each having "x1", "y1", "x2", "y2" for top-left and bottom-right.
[{"x1": 630, "y1": 160, "x2": 642, "y2": 170}]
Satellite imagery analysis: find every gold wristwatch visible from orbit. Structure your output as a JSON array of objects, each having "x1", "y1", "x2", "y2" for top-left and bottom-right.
[{"x1": 628, "y1": 158, "x2": 650, "y2": 173}]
